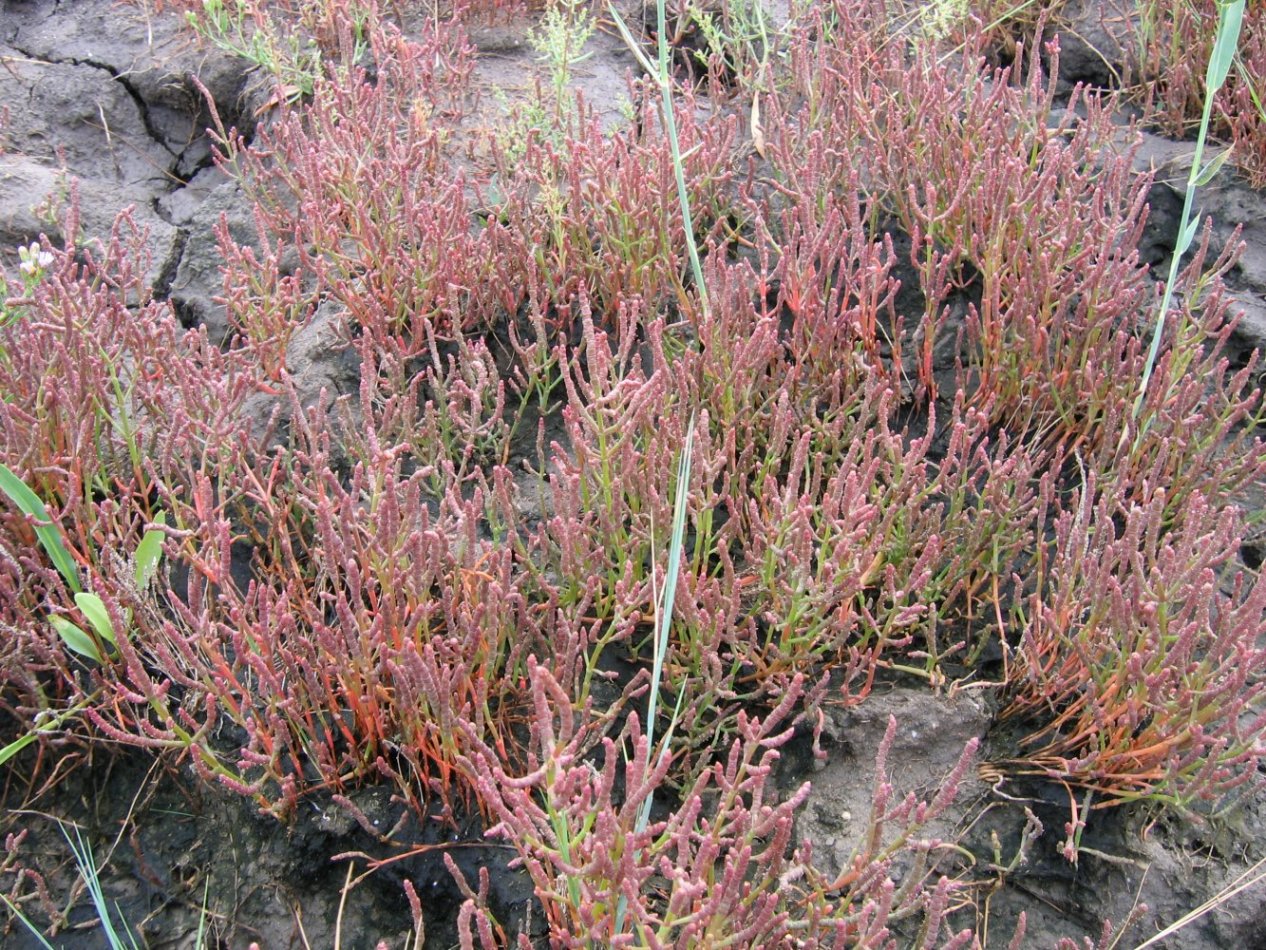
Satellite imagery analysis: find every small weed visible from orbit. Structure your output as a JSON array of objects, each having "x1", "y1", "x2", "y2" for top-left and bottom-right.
[
  {"x1": 187, "y1": 0, "x2": 370, "y2": 105},
  {"x1": 531, "y1": 0, "x2": 596, "y2": 118}
]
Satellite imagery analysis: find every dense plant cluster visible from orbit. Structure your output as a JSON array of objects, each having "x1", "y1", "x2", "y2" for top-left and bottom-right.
[{"x1": 2, "y1": 0, "x2": 1265, "y2": 945}]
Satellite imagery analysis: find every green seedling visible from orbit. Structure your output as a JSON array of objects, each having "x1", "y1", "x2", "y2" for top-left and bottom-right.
[
  {"x1": 0, "y1": 463, "x2": 166, "y2": 663},
  {"x1": 683, "y1": 0, "x2": 773, "y2": 86},
  {"x1": 0, "y1": 465, "x2": 246, "y2": 791},
  {"x1": 51, "y1": 513, "x2": 167, "y2": 664},
  {"x1": 50, "y1": 608, "x2": 112, "y2": 664},
  {"x1": 189, "y1": 0, "x2": 308, "y2": 94}
]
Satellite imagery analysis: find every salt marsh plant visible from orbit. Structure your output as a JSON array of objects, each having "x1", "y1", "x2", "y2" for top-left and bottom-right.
[
  {"x1": 458, "y1": 666, "x2": 979, "y2": 947},
  {"x1": 5, "y1": 0, "x2": 1266, "y2": 943},
  {"x1": 1003, "y1": 475, "x2": 1266, "y2": 809}
]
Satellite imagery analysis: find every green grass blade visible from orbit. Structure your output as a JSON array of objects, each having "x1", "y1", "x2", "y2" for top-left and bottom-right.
[
  {"x1": 59, "y1": 823, "x2": 141, "y2": 950},
  {"x1": 195, "y1": 876, "x2": 211, "y2": 949},
  {"x1": 643, "y1": 413, "x2": 695, "y2": 761},
  {"x1": 1133, "y1": 0, "x2": 1245, "y2": 425},
  {"x1": 607, "y1": 5, "x2": 657, "y2": 75},
  {"x1": 1234, "y1": 58, "x2": 1266, "y2": 123},
  {"x1": 0, "y1": 464, "x2": 81, "y2": 593},
  {"x1": 0, "y1": 732, "x2": 40, "y2": 768},
  {"x1": 607, "y1": 0, "x2": 709, "y2": 317},
  {"x1": 0, "y1": 893, "x2": 57, "y2": 950},
  {"x1": 616, "y1": 414, "x2": 695, "y2": 935},
  {"x1": 1207, "y1": 0, "x2": 1245, "y2": 90},
  {"x1": 1178, "y1": 213, "x2": 1202, "y2": 253}
]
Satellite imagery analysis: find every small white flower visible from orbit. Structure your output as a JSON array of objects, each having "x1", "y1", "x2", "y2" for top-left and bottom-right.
[{"x1": 18, "y1": 242, "x2": 54, "y2": 277}]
